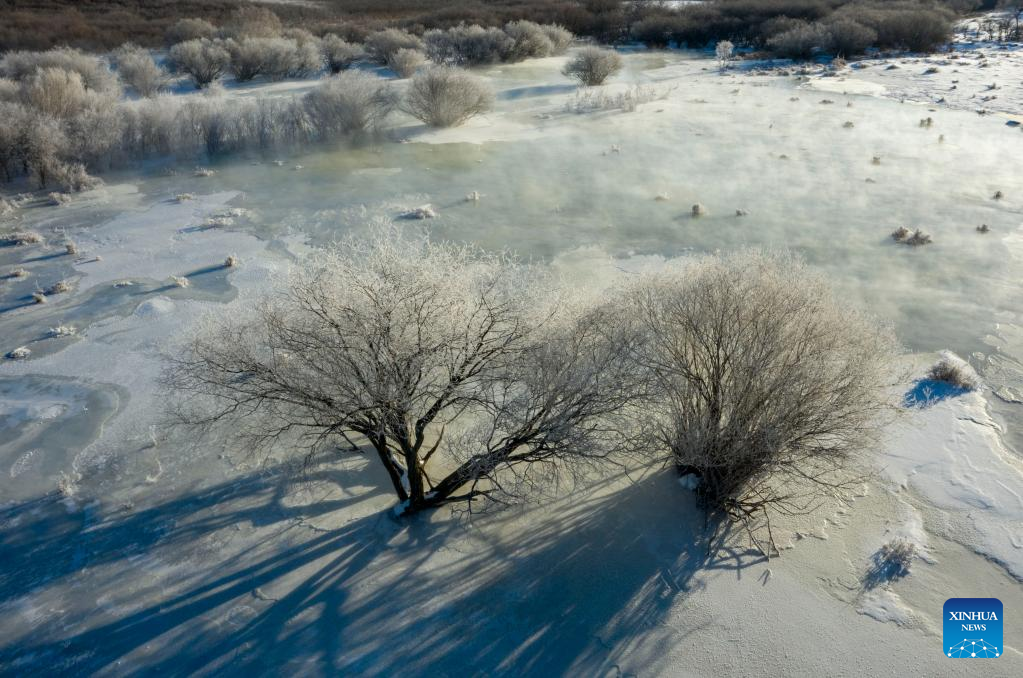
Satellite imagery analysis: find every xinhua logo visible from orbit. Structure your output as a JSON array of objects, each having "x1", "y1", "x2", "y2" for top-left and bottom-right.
[{"x1": 943, "y1": 598, "x2": 1002, "y2": 658}]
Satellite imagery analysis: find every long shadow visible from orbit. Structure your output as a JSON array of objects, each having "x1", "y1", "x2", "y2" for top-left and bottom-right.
[{"x1": 1, "y1": 462, "x2": 760, "y2": 676}]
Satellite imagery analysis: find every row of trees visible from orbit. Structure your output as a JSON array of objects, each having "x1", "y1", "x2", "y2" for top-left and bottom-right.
[
  {"x1": 631, "y1": 0, "x2": 959, "y2": 58},
  {"x1": 168, "y1": 233, "x2": 898, "y2": 549},
  {"x1": 0, "y1": 67, "x2": 494, "y2": 189},
  {"x1": 168, "y1": 20, "x2": 574, "y2": 90}
]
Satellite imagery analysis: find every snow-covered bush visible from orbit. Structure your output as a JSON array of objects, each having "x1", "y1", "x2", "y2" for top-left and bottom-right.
[
  {"x1": 364, "y1": 28, "x2": 424, "y2": 66},
  {"x1": 169, "y1": 39, "x2": 231, "y2": 89},
  {"x1": 1, "y1": 230, "x2": 43, "y2": 246},
  {"x1": 387, "y1": 48, "x2": 425, "y2": 78},
  {"x1": 321, "y1": 35, "x2": 362, "y2": 73},
  {"x1": 234, "y1": 37, "x2": 322, "y2": 81},
  {"x1": 166, "y1": 229, "x2": 636, "y2": 515},
  {"x1": 563, "y1": 47, "x2": 622, "y2": 86},
  {"x1": 927, "y1": 351, "x2": 980, "y2": 391},
  {"x1": 402, "y1": 67, "x2": 493, "y2": 128},
  {"x1": 618, "y1": 251, "x2": 897, "y2": 552},
  {"x1": 504, "y1": 20, "x2": 555, "y2": 62},
  {"x1": 165, "y1": 18, "x2": 217, "y2": 46},
  {"x1": 303, "y1": 71, "x2": 398, "y2": 137},
  {"x1": 113, "y1": 45, "x2": 166, "y2": 98},
  {"x1": 226, "y1": 38, "x2": 268, "y2": 82}
]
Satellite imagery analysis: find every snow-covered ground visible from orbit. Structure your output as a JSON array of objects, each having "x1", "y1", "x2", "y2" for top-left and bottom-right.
[{"x1": 1, "y1": 37, "x2": 1023, "y2": 675}]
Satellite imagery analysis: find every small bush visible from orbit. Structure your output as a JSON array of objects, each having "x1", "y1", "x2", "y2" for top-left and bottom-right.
[
  {"x1": 387, "y1": 48, "x2": 426, "y2": 78},
  {"x1": 364, "y1": 28, "x2": 424, "y2": 66},
  {"x1": 716, "y1": 40, "x2": 735, "y2": 67},
  {"x1": 321, "y1": 35, "x2": 361, "y2": 73},
  {"x1": 114, "y1": 45, "x2": 165, "y2": 97},
  {"x1": 403, "y1": 66, "x2": 493, "y2": 128},
  {"x1": 563, "y1": 46, "x2": 622, "y2": 86},
  {"x1": 927, "y1": 351, "x2": 980, "y2": 391},
  {"x1": 304, "y1": 71, "x2": 398, "y2": 137},
  {"x1": 170, "y1": 39, "x2": 231, "y2": 89}
]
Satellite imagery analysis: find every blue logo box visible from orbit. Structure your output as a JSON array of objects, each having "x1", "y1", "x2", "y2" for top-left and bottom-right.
[{"x1": 944, "y1": 598, "x2": 1002, "y2": 658}]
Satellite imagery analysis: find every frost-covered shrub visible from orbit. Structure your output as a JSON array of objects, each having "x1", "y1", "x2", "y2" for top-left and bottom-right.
[
  {"x1": 927, "y1": 351, "x2": 980, "y2": 391},
  {"x1": 21, "y1": 68, "x2": 93, "y2": 119},
  {"x1": 564, "y1": 84, "x2": 670, "y2": 113},
  {"x1": 6, "y1": 346, "x2": 31, "y2": 360},
  {"x1": 0, "y1": 78, "x2": 19, "y2": 103},
  {"x1": 234, "y1": 37, "x2": 323, "y2": 81},
  {"x1": 563, "y1": 47, "x2": 622, "y2": 86},
  {"x1": 504, "y1": 20, "x2": 555, "y2": 62},
  {"x1": 113, "y1": 45, "x2": 166, "y2": 98},
  {"x1": 226, "y1": 38, "x2": 268, "y2": 82},
  {"x1": 824, "y1": 19, "x2": 877, "y2": 57},
  {"x1": 166, "y1": 18, "x2": 217, "y2": 46},
  {"x1": 0, "y1": 47, "x2": 119, "y2": 95},
  {"x1": 364, "y1": 29, "x2": 424, "y2": 66},
  {"x1": 403, "y1": 67, "x2": 493, "y2": 128},
  {"x1": 321, "y1": 35, "x2": 362, "y2": 73},
  {"x1": 304, "y1": 71, "x2": 398, "y2": 138},
  {"x1": 423, "y1": 25, "x2": 512, "y2": 66},
  {"x1": 387, "y1": 48, "x2": 425, "y2": 78},
  {"x1": 49, "y1": 161, "x2": 99, "y2": 193},
  {"x1": 169, "y1": 39, "x2": 231, "y2": 89},
  {"x1": 542, "y1": 24, "x2": 574, "y2": 54},
  {"x1": 866, "y1": 539, "x2": 916, "y2": 585},
  {"x1": 716, "y1": 40, "x2": 735, "y2": 67},
  {"x1": 768, "y1": 22, "x2": 830, "y2": 60},
  {"x1": 47, "y1": 279, "x2": 72, "y2": 294},
  {"x1": 1, "y1": 230, "x2": 42, "y2": 246},
  {"x1": 0, "y1": 103, "x2": 69, "y2": 187}
]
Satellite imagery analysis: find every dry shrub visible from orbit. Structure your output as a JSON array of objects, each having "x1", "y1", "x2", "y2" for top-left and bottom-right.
[
  {"x1": 563, "y1": 46, "x2": 622, "y2": 86},
  {"x1": 402, "y1": 66, "x2": 493, "y2": 128}
]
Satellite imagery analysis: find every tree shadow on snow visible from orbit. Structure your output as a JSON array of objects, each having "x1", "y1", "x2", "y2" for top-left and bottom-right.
[
  {"x1": 0, "y1": 457, "x2": 762, "y2": 676},
  {"x1": 903, "y1": 378, "x2": 970, "y2": 408}
]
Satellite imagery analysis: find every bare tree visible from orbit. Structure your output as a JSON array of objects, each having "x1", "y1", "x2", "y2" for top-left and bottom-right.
[
  {"x1": 165, "y1": 231, "x2": 635, "y2": 515},
  {"x1": 165, "y1": 18, "x2": 217, "y2": 46},
  {"x1": 562, "y1": 46, "x2": 622, "y2": 86},
  {"x1": 364, "y1": 28, "x2": 424, "y2": 65},
  {"x1": 618, "y1": 251, "x2": 898, "y2": 554},
  {"x1": 403, "y1": 66, "x2": 493, "y2": 127}
]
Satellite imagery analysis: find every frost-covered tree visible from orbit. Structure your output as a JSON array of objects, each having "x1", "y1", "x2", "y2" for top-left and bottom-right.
[
  {"x1": 617, "y1": 251, "x2": 898, "y2": 553},
  {"x1": 166, "y1": 231, "x2": 636, "y2": 515},
  {"x1": 321, "y1": 35, "x2": 362, "y2": 73},
  {"x1": 715, "y1": 40, "x2": 735, "y2": 69},
  {"x1": 562, "y1": 46, "x2": 622, "y2": 86},
  {"x1": 223, "y1": 6, "x2": 282, "y2": 40},
  {"x1": 303, "y1": 71, "x2": 398, "y2": 137},
  {"x1": 113, "y1": 44, "x2": 166, "y2": 97},
  {"x1": 169, "y1": 39, "x2": 231, "y2": 89},
  {"x1": 403, "y1": 66, "x2": 493, "y2": 127}
]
